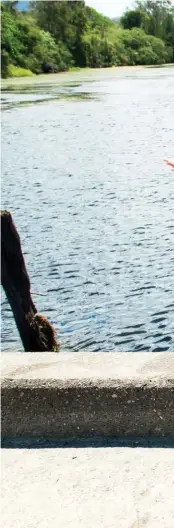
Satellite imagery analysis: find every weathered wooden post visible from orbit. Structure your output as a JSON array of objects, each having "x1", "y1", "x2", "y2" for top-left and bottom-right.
[{"x1": 1, "y1": 210, "x2": 59, "y2": 352}]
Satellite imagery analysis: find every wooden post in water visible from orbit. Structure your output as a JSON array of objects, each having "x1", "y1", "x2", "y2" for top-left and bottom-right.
[{"x1": 1, "y1": 210, "x2": 59, "y2": 352}]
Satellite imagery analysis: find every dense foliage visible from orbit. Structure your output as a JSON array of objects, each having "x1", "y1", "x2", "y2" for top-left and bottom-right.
[
  {"x1": 1, "y1": 0, "x2": 174, "y2": 77},
  {"x1": 121, "y1": 1, "x2": 174, "y2": 62}
]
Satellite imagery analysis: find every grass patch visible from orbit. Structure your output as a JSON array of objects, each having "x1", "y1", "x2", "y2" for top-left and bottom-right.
[{"x1": 7, "y1": 64, "x2": 35, "y2": 78}]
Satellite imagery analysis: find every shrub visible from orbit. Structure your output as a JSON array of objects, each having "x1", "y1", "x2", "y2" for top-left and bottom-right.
[{"x1": 7, "y1": 64, "x2": 34, "y2": 77}]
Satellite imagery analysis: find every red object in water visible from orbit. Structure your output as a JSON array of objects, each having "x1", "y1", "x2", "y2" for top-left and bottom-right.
[{"x1": 164, "y1": 159, "x2": 174, "y2": 170}]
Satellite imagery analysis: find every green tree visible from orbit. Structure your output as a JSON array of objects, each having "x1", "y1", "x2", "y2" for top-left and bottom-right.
[
  {"x1": 121, "y1": 9, "x2": 145, "y2": 29},
  {"x1": 30, "y1": 1, "x2": 87, "y2": 66},
  {"x1": 1, "y1": 3, "x2": 25, "y2": 73},
  {"x1": 3, "y1": 1, "x2": 19, "y2": 12},
  {"x1": 29, "y1": 30, "x2": 73, "y2": 73},
  {"x1": 1, "y1": 0, "x2": 173, "y2": 78},
  {"x1": 121, "y1": 0, "x2": 174, "y2": 60},
  {"x1": 1, "y1": 1, "x2": 73, "y2": 76},
  {"x1": 116, "y1": 27, "x2": 168, "y2": 65}
]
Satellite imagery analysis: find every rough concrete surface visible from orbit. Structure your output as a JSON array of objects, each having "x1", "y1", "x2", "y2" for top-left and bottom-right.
[
  {"x1": 1, "y1": 353, "x2": 174, "y2": 438},
  {"x1": 2, "y1": 445, "x2": 174, "y2": 528}
]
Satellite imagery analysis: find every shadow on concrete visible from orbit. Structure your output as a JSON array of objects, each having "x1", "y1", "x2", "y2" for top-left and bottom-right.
[{"x1": 2, "y1": 437, "x2": 174, "y2": 449}]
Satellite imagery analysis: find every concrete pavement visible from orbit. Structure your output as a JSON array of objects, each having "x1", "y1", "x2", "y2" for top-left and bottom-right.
[
  {"x1": 2, "y1": 352, "x2": 174, "y2": 438},
  {"x1": 2, "y1": 353, "x2": 174, "y2": 527},
  {"x1": 2, "y1": 443, "x2": 174, "y2": 528}
]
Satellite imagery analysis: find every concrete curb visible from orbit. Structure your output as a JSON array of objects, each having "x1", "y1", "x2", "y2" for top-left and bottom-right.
[{"x1": 1, "y1": 353, "x2": 174, "y2": 438}]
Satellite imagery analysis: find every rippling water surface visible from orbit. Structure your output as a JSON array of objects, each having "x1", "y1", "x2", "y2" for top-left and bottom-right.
[{"x1": 1, "y1": 66, "x2": 174, "y2": 352}]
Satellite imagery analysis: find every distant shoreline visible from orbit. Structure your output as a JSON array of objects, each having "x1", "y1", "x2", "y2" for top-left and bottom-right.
[{"x1": 1, "y1": 63, "x2": 174, "y2": 88}]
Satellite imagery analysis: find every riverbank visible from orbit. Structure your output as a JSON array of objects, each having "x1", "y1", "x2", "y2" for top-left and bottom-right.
[
  {"x1": 2, "y1": 352, "x2": 174, "y2": 439},
  {"x1": 2, "y1": 63, "x2": 174, "y2": 89},
  {"x1": 1, "y1": 65, "x2": 143, "y2": 89}
]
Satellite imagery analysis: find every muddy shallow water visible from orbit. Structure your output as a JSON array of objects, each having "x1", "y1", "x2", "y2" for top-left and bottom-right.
[{"x1": 1, "y1": 66, "x2": 174, "y2": 352}]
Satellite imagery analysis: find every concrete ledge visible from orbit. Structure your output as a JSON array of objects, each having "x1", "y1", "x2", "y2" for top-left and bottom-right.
[{"x1": 1, "y1": 353, "x2": 174, "y2": 438}]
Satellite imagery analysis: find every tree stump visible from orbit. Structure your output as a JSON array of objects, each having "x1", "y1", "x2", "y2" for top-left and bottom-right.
[{"x1": 1, "y1": 210, "x2": 59, "y2": 352}]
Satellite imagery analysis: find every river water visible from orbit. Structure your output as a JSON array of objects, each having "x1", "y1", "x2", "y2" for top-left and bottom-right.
[{"x1": 1, "y1": 66, "x2": 174, "y2": 352}]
